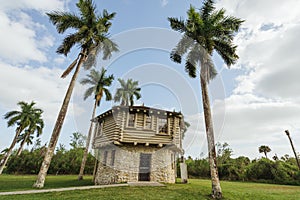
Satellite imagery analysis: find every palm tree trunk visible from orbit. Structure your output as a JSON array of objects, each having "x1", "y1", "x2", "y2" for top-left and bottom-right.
[
  {"x1": 92, "y1": 150, "x2": 99, "y2": 183},
  {"x1": 78, "y1": 100, "x2": 97, "y2": 180},
  {"x1": 0, "y1": 127, "x2": 22, "y2": 174},
  {"x1": 285, "y1": 130, "x2": 300, "y2": 170},
  {"x1": 33, "y1": 50, "x2": 86, "y2": 188},
  {"x1": 200, "y1": 75, "x2": 222, "y2": 199},
  {"x1": 264, "y1": 152, "x2": 268, "y2": 159},
  {"x1": 16, "y1": 132, "x2": 30, "y2": 156}
]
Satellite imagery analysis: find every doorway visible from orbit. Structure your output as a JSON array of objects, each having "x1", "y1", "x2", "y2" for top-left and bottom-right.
[{"x1": 138, "y1": 153, "x2": 151, "y2": 181}]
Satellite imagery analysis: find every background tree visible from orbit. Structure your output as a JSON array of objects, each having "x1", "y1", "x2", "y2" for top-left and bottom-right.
[
  {"x1": 259, "y1": 145, "x2": 271, "y2": 158},
  {"x1": 70, "y1": 132, "x2": 86, "y2": 149},
  {"x1": 34, "y1": 0, "x2": 118, "y2": 188},
  {"x1": 168, "y1": 0, "x2": 243, "y2": 198},
  {"x1": 0, "y1": 101, "x2": 43, "y2": 174},
  {"x1": 114, "y1": 78, "x2": 141, "y2": 106},
  {"x1": 16, "y1": 111, "x2": 44, "y2": 156},
  {"x1": 78, "y1": 68, "x2": 114, "y2": 180}
]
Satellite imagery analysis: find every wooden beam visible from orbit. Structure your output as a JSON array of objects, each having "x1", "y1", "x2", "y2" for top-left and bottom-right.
[{"x1": 113, "y1": 141, "x2": 121, "y2": 145}]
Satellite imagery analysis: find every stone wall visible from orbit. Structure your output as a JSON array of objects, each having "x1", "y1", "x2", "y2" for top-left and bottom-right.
[{"x1": 94, "y1": 144, "x2": 176, "y2": 185}]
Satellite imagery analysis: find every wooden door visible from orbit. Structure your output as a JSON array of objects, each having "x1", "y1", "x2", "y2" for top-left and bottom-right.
[{"x1": 138, "y1": 153, "x2": 151, "y2": 181}]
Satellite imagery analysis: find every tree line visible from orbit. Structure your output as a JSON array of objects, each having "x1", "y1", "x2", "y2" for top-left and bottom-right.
[
  {"x1": 181, "y1": 143, "x2": 300, "y2": 186},
  {"x1": 0, "y1": 133, "x2": 95, "y2": 175}
]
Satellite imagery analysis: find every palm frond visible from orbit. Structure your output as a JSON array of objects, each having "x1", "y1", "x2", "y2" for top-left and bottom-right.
[
  {"x1": 185, "y1": 45, "x2": 200, "y2": 78},
  {"x1": 213, "y1": 39, "x2": 238, "y2": 66},
  {"x1": 103, "y1": 88, "x2": 112, "y2": 101},
  {"x1": 168, "y1": 17, "x2": 186, "y2": 33},
  {"x1": 102, "y1": 38, "x2": 119, "y2": 60},
  {"x1": 201, "y1": 0, "x2": 215, "y2": 20},
  {"x1": 46, "y1": 12, "x2": 83, "y2": 33},
  {"x1": 77, "y1": 0, "x2": 96, "y2": 24},
  {"x1": 57, "y1": 33, "x2": 83, "y2": 56},
  {"x1": 80, "y1": 77, "x2": 95, "y2": 85},
  {"x1": 220, "y1": 15, "x2": 244, "y2": 32},
  {"x1": 61, "y1": 56, "x2": 79, "y2": 78},
  {"x1": 170, "y1": 34, "x2": 194, "y2": 64},
  {"x1": 83, "y1": 87, "x2": 94, "y2": 100}
]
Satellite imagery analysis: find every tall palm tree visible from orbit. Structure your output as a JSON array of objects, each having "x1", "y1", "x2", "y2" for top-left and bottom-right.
[
  {"x1": 259, "y1": 145, "x2": 271, "y2": 158},
  {"x1": 78, "y1": 68, "x2": 114, "y2": 180},
  {"x1": 284, "y1": 130, "x2": 300, "y2": 170},
  {"x1": 16, "y1": 112, "x2": 44, "y2": 156},
  {"x1": 114, "y1": 78, "x2": 141, "y2": 106},
  {"x1": 168, "y1": 0, "x2": 243, "y2": 198},
  {"x1": 33, "y1": 0, "x2": 118, "y2": 188},
  {"x1": 0, "y1": 101, "x2": 43, "y2": 174}
]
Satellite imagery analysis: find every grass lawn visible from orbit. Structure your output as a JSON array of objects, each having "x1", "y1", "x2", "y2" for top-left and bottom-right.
[
  {"x1": 0, "y1": 175, "x2": 94, "y2": 192},
  {"x1": 0, "y1": 175, "x2": 299, "y2": 200}
]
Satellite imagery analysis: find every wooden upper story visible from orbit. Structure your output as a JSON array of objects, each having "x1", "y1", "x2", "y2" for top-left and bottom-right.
[{"x1": 92, "y1": 106, "x2": 184, "y2": 151}]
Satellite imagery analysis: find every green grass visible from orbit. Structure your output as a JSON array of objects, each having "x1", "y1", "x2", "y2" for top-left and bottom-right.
[
  {"x1": 0, "y1": 176, "x2": 299, "y2": 200},
  {"x1": 0, "y1": 175, "x2": 94, "y2": 192}
]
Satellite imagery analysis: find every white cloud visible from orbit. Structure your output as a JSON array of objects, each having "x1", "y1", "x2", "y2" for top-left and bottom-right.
[
  {"x1": 0, "y1": 0, "x2": 65, "y2": 13},
  {"x1": 161, "y1": 0, "x2": 168, "y2": 7},
  {"x1": 0, "y1": 12, "x2": 48, "y2": 63},
  {"x1": 0, "y1": 61, "x2": 72, "y2": 123},
  {"x1": 0, "y1": 0, "x2": 68, "y2": 64},
  {"x1": 213, "y1": 94, "x2": 300, "y2": 157}
]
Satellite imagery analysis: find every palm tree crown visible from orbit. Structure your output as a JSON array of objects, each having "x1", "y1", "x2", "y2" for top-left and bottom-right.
[
  {"x1": 259, "y1": 145, "x2": 271, "y2": 158},
  {"x1": 4, "y1": 101, "x2": 43, "y2": 132},
  {"x1": 47, "y1": 0, "x2": 118, "y2": 78},
  {"x1": 114, "y1": 78, "x2": 141, "y2": 106},
  {"x1": 80, "y1": 68, "x2": 114, "y2": 106},
  {"x1": 168, "y1": 0, "x2": 243, "y2": 80}
]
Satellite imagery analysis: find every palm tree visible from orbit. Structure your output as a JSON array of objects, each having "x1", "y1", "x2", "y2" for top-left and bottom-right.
[
  {"x1": 258, "y1": 145, "x2": 271, "y2": 158},
  {"x1": 0, "y1": 101, "x2": 43, "y2": 174},
  {"x1": 33, "y1": 0, "x2": 118, "y2": 188},
  {"x1": 78, "y1": 68, "x2": 114, "y2": 180},
  {"x1": 16, "y1": 111, "x2": 44, "y2": 156},
  {"x1": 284, "y1": 130, "x2": 300, "y2": 170},
  {"x1": 168, "y1": 0, "x2": 243, "y2": 198},
  {"x1": 114, "y1": 78, "x2": 141, "y2": 106}
]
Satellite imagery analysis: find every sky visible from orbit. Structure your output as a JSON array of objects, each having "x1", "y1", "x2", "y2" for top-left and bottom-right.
[{"x1": 0, "y1": 0, "x2": 300, "y2": 160}]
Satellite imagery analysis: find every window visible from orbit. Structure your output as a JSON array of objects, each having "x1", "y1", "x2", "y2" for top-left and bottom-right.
[
  {"x1": 110, "y1": 150, "x2": 116, "y2": 166},
  {"x1": 98, "y1": 121, "x2": 104, "y2": 136},
  {"x1": 171, "y1": 153, "x2": 174, "y2": 169},
  {"x1": 127, "y1": 113, "x2": 135, "y2": 127},
  {"x1": 144, "y1": 115, "x2": 152, "y2": 129},
  {"x1": 158, "y1": 117, "x2": 168, "y2": 134},
  {"x1": 103, "y1": 151, "x2": 108, "y2": 166}
]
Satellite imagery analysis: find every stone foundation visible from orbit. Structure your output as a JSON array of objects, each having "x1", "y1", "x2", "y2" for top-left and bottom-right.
[{"x1": 94, "y1": 144, "x2": 176, "y2": 185}]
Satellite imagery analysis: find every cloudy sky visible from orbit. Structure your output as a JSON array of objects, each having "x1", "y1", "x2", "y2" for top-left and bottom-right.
[{"x1": 0, "y1": 0, "x2": 299, "y2": 159}]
